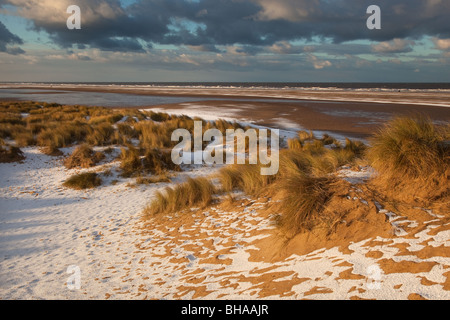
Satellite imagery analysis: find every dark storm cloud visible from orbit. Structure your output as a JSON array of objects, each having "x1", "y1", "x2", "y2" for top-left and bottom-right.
[
  {"x1": 129, "y1": 0, "x2": 450, "y2": 46},
  {"x1": 3, "y1": 0, "x2": 450, "y2": 52},
  {"x1": 0, "y1": 20, "x2": 24, "y2": 54}
]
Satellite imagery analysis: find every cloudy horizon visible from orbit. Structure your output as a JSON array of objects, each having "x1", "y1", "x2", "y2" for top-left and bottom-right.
[{"x1": 1, "y1": 0, "x2": 450, "y2": 82}]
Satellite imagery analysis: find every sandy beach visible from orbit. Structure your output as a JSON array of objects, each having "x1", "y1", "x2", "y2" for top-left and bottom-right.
[{"x1": 1, "y1": 140, "x2": 449, "y2": 300}]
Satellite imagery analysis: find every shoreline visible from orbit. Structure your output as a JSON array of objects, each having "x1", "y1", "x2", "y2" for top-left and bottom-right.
[
  {"x1": 142, "y1": 99, "x2": 450, "y2": 140},
  {"x1": 2, "y1": 84, "x2": 450, "y2": 107}
]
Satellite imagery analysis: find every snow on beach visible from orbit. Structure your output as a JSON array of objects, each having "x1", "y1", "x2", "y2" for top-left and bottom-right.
[
  {"x1": 1, "y1": 147, "x2": 449, "y2": 299},
  {"x1": 0, "y1": 146, "x2": 220, "y2": 299},
  {"x1": 0, "y1": 109, "x2": 449, "y2": 299}
]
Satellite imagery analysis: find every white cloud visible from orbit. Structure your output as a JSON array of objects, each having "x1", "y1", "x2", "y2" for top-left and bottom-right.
[
  {"x1": 307, "y1": 54, "x2": 331, "y2": 69},
  {"x1": 253, "y1": 0, "x2": 319, "y2": 22},
  {"x1": 269, "y1": 41, "x2": 303, "y2": 54},
  {"x1": 371, "y1": 38, "x2": 415, "y2": 53},
  {"x1": 432, "y1": 37, "x2": 450, "y2": 50},
  {"x1": 5, "y1": 0, "x2": 125, "y2": 25}
]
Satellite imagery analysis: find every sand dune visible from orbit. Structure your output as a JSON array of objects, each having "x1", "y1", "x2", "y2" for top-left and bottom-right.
[
  {"x1": 1, "y1": 146, "x2": 448, "y2": 300},
  {"x1": 0, "y1": 93, "x2": 448, "y2": 300}
]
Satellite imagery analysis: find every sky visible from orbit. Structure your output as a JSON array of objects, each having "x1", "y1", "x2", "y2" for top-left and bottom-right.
[{"x1": 0, "y1": 0, "x2": 450, "y2": 82}]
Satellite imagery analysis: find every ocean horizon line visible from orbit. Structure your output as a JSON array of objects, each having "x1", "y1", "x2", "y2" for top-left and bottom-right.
[{"x1": 2, "y1": 81, "x2": 450, "y2": 90}]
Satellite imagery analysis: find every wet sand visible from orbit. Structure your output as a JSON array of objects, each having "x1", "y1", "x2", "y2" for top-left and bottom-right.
[
  {"x1": 146, "y1": 99, "x2": 450, "y2": 140},
  {"x1": 2, "y1": 85, "x2": 449, "y2": 140}
]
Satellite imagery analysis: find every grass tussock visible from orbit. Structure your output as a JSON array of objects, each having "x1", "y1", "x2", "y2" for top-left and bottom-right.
[
  {"x1": 118, "y1": 145, "x2": 142, "y2": 177},
  {"x1": 217, "y1": 163, "x2": 276, "y2": 196},
  {"x1": 215, "y1": 133, "x2": 367, "y2": 235},
  {"x1": 40, "y1": 145, "x2": 64, "y2": 156},
  {"x1": 298, "y1": 130, "x2": 315, "y2": 142},
  {"x1": 64, "y1": 144, "x2": 105, "y2": 169},
  {"x1": 135, "y1": 173, "x2": 171, "y2": 185},
  {"x1": 0, "y1": 141, "x2": 25, "y2": 163},
  {"x1": 281, "y1": 137, "x2": 365, "y2": 177},
  {"x1": 287, "y1": 138, "x2": 303, "y2": 150},
  {"x1": 63, "y1": 172, "x2": 102, "y2": 190},
  {"x1": 37, "y1": 122, "x2": 89, "y2": 149},
  {"x1": 86, "y1": 123, "x2": 114, "y2": 146},
  {"x1": 366, "y1": 115, "x2": 449, "y2": 208},
  {"x1": 143, "y1": 148, "x2": 181, "y2": 174},
  {"x1": 118, "y1": 145, "x2": 180, "y2": 178},
  {"x1": 367, "y1": 116, "x2": 448, "y2": 179},
  {"x1": 144, "y1": 177, "x2": 216, "y2": 216},
  {"x1": 275, "y1": 173, "x2": 336, "y2": 235}
]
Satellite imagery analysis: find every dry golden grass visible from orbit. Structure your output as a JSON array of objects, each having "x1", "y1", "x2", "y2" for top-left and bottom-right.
[
  {"x1": 0, "y1": 112, "x2": 24, "y2": 126},
  {"x1": 287, "y1": 138, "x2": 303, "y2": 150},
  {"x1": 118, "y1": 145, "x2": 142, "y2": 178},
  {"x1": 64, "y1": 144, "x2": 105, "y2": 169},
  {"x1": 217, "y1": 163, "x2": 275, "y2": 196},
  {"x1": 366, "y1": 115, "x2": 449, "y2": 210},
  {"x1": 274, "y1": 172, "x2": 336, "y2": 235},
  {"x1": 143, "y1": 176, "x2": 216, "y2": 216},
  {"x1": 0, "y1": 102, "x2": 248, "y2": 163},
  {"x1": 0, "y1": 101, "x2": 146, "y2": 149},
  {"x1": 217, "y1": 165, "x2": 242, "y2": 192},
  {"x1": 367, "y1": 115, "x2": 447, "y2": 179},
  {"x1": 63, "y1": 172, "x2": 102, "y2": 190},
  {"x1": 37, "y1": 122, "x2": 90, "y2": 148},
  {"x1": 118, "y1": 145, "x2": 180, "y2": 178},
  {"x1": 146, "y1": 111, "x2": 172, "y2": 122},
  {"x1": 88, "y1": 113, "x2": 123, "y2": 125},
  {"x1": 215, "y1": 134, "x2": 367, "y2": 235},
  {"x1": 298, "y1": 130, "x2": 315, "y2": 142},
  {"x1": 0, "y1": 141, "x2": 25, "y2": 163},
  {"x1": 136, "y1": 121, "x2": 174, "y2": 149},
  {"x1": 135, "y1": 173, "x2": 171, "y2": 185},
  {"x1": 13, "y1": 131, "x2": 36, "y2": 147},
  {"x1": 39, "y1": 145, "x2": 64, "y2": 156},
  {"x1": 143, "y1": 148, "x2": 181, "y2": 175},
  {"x1": 86, "y1": 123, "x2": 115, "y2": 146}
]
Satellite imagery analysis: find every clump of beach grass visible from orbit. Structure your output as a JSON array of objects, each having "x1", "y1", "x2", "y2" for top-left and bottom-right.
[
  {"x1": 86, "y1": 123, "x2": 115, "y2": 146},
  {"x1": 64, "y1": 144, "x2": 105, "y2": 169},
  {"x1": 217, "y1": 162, "x2": 276, "y2": 196},
  {"x1": 39, "y1": 145, "x2": 64, "y2": 156},
  {"x1": 274, "y1": 172, "x2": 336, "y2": 235},
  {"x1": 143, "y1": 148, "x2": 181, "y2": 174},
  {"x1": 367, "y1": 115, "x2": 447, "y2": 179},
  {"x1": 118, "y1": 145, "x2": 180, "y2": 178},
  {"x1": 36, "y1": 122, "x2": 89, "y2": 151},
  {"x1": 63, "y1": 172, "x2": 102, "y2": 190},
  {"x1": 366, "y1": 115, "x2": 449, "y2": 209},
  {"x1": 118, "y1": 145, "x2": 142, "y2": 178},
  {"x1": 135, "y1": 173, "x2": 171, "y2": 185},
  {"x1": 215, "y1": 133, "x2": 367, "y2": 235},
  {"x1": 143, "y1": 176, "x2": 216, "y2": 216},
  {"x1": 281, "y1": 137, "x2": 365, "y2": 177},
  {"x1": 287, "y1": 138, "x2": 303, "y2": 150},
  {"x1": 0, "y1": 141, "x2": 25, "y2": 163}
]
